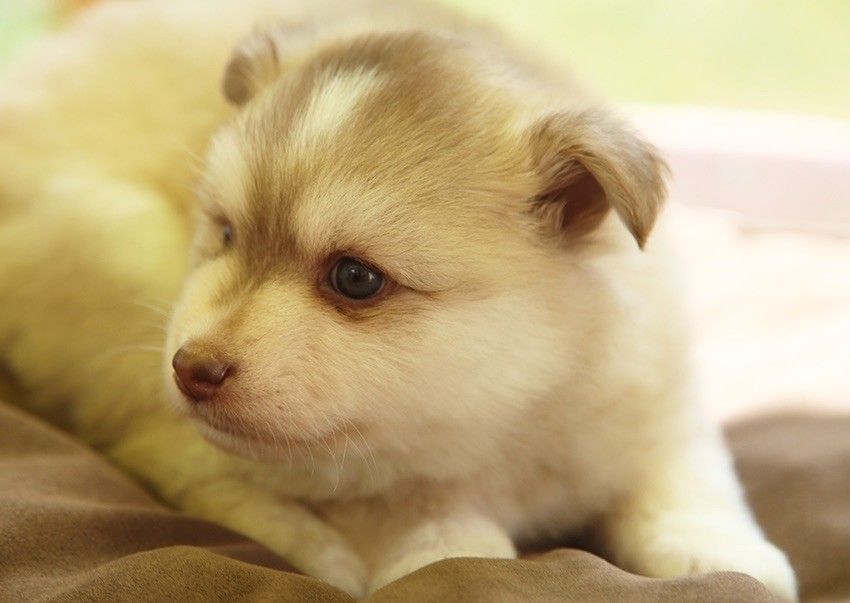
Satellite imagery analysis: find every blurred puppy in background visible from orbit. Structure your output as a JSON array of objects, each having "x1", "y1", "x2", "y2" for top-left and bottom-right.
[{"x1": 0, "y1": 0, "x2": 796, "y2": 598}]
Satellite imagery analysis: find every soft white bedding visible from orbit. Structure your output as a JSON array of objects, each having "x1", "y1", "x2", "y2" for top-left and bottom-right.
[
  {"x1": 637, "y1": 107, "x2": 850, "y2": 420},
  {"x1": 673, "y1": 204, "x2": 850, "y2": 420}
]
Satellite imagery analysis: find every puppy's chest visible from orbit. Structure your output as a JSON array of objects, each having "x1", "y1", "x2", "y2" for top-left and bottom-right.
[
  {"x1": 483, "y1": 442, "x2": 634, "y2": 540},
  {"x1": 303, "y1": 439, "x2": 637, "y2": 555}
]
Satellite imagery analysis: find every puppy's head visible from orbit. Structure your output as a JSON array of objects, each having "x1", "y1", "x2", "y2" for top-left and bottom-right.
[{"x1": 165, "y1": 29, "x2": 666, "y2": 486}]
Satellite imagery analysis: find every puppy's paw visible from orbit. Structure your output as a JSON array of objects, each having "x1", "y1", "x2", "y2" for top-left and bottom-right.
[
  {"x1": 293, "y1": 542, "x2": 369, "y2": 599},
  {"x1": 368, "y1": 516, "x2": 516, "y2": 594},
  {"x1": 617, "y1": 515, "x2": 797, "y2": 601},
  {"x1": 368, "y1": 542, "x2": 515, "y2": 594}
]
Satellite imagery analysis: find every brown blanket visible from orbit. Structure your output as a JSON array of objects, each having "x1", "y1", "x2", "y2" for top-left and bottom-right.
[{"x1": 1, "y1": 399, "x2": 847, "y2": 602}]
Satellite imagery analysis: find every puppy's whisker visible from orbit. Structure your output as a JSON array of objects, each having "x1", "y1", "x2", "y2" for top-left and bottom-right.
[
  {"x1": 175, "y1": 140, "x2": 207, "y2": 178},
  {"x1": 251, "y1": 424, "x2": 265, "y2": 457},
  {"x1": 267, "y1": 419, "x2": 280, "y2": 453},
  {"x1": 337, "y1": 417, "x2": 349, "y2": 474},
  {"x1": 119, "y1": 344, "x2": 165, "y2": 353},
  {"x1": 284, "y1": 432, "x2": 293, "y2": 468},
  {"x1": 305, "y1": 431, "x2": 316, "y2": 477},
  {"x1": 129, "y1": 299, "x2": 172, "y2": 318},
  {"x1": 99, "y1": 344, "x2": 166, "y2": 362},
  {"x1": 184, "y1": 148, "x2": 205, "y2": 171},
  {"x1": 337, "y1": 416, "x2": 368, "y2": 485},
  {"x1": 149, "y1": 296, "x2": 175, "y2": 310},
  {"x1": 346, "y1": 420, "x2": 378, "y2": 486},
  {"x1": 142, "y1": 320, "x2": 169, "y2": 333},
  {"x1": 348, "y1": 433, "x2": 375, "y2": 486},
  {"x1": 317, "y1": 429, "x2": 341, "y2": 494},
  {"x1": 259, "y1": 415, "x2": 286, "y2": 465}
]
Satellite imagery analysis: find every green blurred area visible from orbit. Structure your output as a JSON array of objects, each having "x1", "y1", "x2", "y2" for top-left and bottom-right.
[
  {"x1": 451, "y1": 0, "x2": 850, "y2": 119},
  {"x1": 0, "y1": 1, "x2": 49, "y2": 73},
  {"x1": 1, "y1": 0, "x2": 848, "y2": 119}
]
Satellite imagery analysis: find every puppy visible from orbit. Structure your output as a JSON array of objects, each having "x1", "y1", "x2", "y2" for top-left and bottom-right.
[{"x1": 0, "y1": 0, "x2": 796, "y2": 598}]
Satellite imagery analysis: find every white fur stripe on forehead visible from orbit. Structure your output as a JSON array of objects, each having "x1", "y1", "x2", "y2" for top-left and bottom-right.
[{"x1": 288, "y1": 68, "x2": 384, "y2": 155}]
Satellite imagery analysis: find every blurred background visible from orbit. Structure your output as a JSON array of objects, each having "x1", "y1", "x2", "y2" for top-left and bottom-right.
[
  {"x1": 1, "y1": 1, "x2": 848, "y2": 419},
  {"x1": 3, "y1": 0, "x2": 849, "y2": 117}
]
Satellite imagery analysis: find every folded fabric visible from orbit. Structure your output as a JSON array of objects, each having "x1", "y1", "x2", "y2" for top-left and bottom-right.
[{"x1": 2, "y1": 399, "x2": 847, "y2": 602}]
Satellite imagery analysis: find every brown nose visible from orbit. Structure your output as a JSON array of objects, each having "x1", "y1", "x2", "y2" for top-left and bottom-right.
[{"x1": 172, "y1": 345, "x2": 233, "y2": 402}]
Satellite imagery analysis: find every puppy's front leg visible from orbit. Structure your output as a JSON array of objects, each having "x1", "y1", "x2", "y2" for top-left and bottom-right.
[
  {"x1": 603, "y1": 423, "x2": 797, "y2": 601},
  {"x1": 108, "y1": 432, "x2": 369, "y2": 598},
  {"x1": 183, "y1": 481, "x2": 369, "y2": 597},
  {"x1": 360, "y1": 499, "x2": 516, "y2": 594}
]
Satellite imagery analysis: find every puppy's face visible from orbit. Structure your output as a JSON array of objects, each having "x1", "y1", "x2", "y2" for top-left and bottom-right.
[{"x1": 165, "y1": 31, "x2": 666, "y2": 481}]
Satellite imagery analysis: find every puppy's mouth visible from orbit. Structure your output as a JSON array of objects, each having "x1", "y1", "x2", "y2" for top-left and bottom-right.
[
  {"x1": 186, "y1": 404, "x2": 358, "y2": 461},
  {"x1": 192, "y1": 416, "x2": 280, "y2": 450},
  {"x1": 165, "y1": 365, "x2": 365, "y2": 459}
]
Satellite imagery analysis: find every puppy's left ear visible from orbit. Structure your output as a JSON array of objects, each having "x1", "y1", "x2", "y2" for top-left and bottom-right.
[{"x1": 528, "y1": 109, "x2": 668, "y2": 249}]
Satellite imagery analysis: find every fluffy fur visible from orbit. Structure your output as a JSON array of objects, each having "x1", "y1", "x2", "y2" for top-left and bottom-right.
[{"x1": 0, "y1": 0, "x2": 796, "y2": 599}]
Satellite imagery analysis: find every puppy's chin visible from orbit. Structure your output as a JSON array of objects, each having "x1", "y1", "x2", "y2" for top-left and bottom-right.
[{"x1": 191, "y1": 418, "x2": 297, "y2": 461}]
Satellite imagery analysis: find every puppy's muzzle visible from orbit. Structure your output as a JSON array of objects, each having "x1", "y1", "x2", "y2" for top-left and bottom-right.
[{"x1": 172, "y1": 345, "x2": 234, "y2": 402}]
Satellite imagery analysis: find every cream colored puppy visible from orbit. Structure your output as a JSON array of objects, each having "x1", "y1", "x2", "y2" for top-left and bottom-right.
[{"x1": 0, "y1": 0, "x2": 796, "y2": 599}]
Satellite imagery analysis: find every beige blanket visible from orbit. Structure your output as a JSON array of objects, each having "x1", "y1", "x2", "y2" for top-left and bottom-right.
[{"x1": 2, "y1": 397, "x2": 847, "y2": 602}]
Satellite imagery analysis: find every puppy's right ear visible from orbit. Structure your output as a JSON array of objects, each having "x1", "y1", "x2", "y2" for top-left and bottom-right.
[{"x1": 223, "y1": 33, "x2": 282, "y2": 105}]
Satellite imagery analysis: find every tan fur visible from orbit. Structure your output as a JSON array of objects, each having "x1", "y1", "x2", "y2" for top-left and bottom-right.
[{"x1": 0, "y1": 0, "x2": 796, "y2": 599}]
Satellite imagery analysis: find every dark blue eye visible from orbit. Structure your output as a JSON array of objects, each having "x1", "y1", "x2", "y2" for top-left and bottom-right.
[
  {"x1": 223, "y1": 222, "x2": 233, "y2": 246},
  {"x1": 331, "y1": 257, "x2": 384, "y2": 300}
]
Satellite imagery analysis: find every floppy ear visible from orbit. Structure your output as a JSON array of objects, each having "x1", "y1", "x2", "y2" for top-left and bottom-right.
[
  {"x1": 528, "y1": 109, "x2": 668, "y2": 249},
  {"x1": 223, "y1": 23, "x2": 328, "y2": 105},
  {"x1": 222, "y1": 32, "x2": 283, "y2": 105}
]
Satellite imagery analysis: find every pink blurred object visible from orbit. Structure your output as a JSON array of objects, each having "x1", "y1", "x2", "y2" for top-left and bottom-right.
[
  {"x1": 631, "y1": 106, "x2": 850, "y2": 236},
  {"x1": 629, "y1": 107, "x2": 850, "y2": 421}
]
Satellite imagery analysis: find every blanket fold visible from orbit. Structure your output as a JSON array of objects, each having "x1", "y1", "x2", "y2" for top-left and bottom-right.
[{"x1": 2, "y1": 399, "x2": 847, "y2": 602}]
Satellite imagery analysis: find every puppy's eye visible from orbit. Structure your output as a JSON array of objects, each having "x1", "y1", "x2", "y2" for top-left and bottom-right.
[
  {"x1": 222, "y1": 222, "x2": 233, "y2": 246},
  {"x1": 331, "y1": 257, "x2": 384, "y2": 300}
]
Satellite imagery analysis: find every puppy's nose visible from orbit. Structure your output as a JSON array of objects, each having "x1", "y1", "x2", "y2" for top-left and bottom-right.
[{"x1": 172, "y1": 345, "x2": 233, "y2": 402}]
